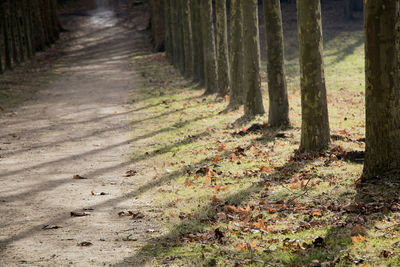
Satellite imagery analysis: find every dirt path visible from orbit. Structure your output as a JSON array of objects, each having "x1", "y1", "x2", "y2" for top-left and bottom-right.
[{"x1": 0, "y1": 5, "x2": 154, "y2": 266}]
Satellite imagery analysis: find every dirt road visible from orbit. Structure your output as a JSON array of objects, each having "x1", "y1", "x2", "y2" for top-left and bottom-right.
[{"x1": 0, "y1": 4, "x2": 154, "y2": 266}]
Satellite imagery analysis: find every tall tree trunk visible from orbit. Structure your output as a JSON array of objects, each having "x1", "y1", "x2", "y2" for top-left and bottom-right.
[
  {"x1": 216, "y1": 0, "x2": 230, "y2": 98},
  {"x1": 16, "y1": 0, "x2": 25, "y2": 63},
  {"x1": 363, "y1": 0, "x2": 400, "y2": 179},
  {"x1": 170, "y1": 0, "x2": 178, "y2": 67},
  {"x1": 191, "y1": 0, "x2": 204, "y2": 83},
  {"x1": 150, "y1": 0, "x2": 165, "y2": 51},
  {"x1": 264, "y1": 0, "x2": 289, "y2": 127},
  {"x1": 182, "y1": 0, "x2": 193, "y2": 78},
  {"x1": 201, "y1": 0, "x2": 218, "y2": 94},
  {"x1": 228, "y1": 0, "x2": 245, "y2": 109},
  {"x1": 164, "y1": 0, "x2": 173, "y2": 63},
  {"x1": 10, "y1": 0, "x2": 19, "y2": 66},
  {"x1": 22, "y1": 0, "x2": 33, "y2": 58},
  {"x1": 344, "y1": 0, "x2": 354, "y2": 20},
  {"x1": 297, "y1": 0, "x2": 330, "y2": 151},
  {"x1": 1, "y1": 2, "x2": 13, "y2": 70},
  {"x1": 177, "y1": 0, "x2": 185, "y2": 74},
  {"x1": 242, "y1": 0, "x2": 265, "y2": 117}
]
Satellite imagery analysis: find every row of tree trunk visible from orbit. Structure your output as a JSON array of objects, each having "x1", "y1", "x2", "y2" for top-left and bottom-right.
[
  {"x1": 151, "y1": 0, "x2": 400, "y2": 180},
  {"x1": 0, "y1": 0, "x2": 61, "y2": 74}
]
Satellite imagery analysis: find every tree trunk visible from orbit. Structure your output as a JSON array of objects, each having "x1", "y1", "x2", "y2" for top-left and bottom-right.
[
  {"x1": 344, "y1": 0, "x2": 354, "y2": 20},
  {"x1": 1, "y1": 2, "x2": 13, "y2": 70},
  {"x1": 191, "y1": 0, "x2": 205, "y2": 83},
  {"x1": 182, "y1": 0, "x2": 193, "y2": 78},
  {"x1": 201, "y1": 0, "x2": 218, "y2": 94},
  {"x1": 363, "y1": 0, "x2": 400, "y2": 179},
  {"x1": 10, "y1": 0, "x2": 19, "y2": 66},
  {"x1": 16, "y1": 0, "x2": 25, "y2": 63},
  {"x1": 264, "y1": 0, "x2": 289, "y2": 127},
  {"x1": 164, "y1": 0, "x2": 173, "y2": 63},
  {"x1": 228, "y1": 0, "x2": 245, "y2": 109},
  {"x1": 216, "y1": 0, "x2": 230, "y2": 98},
  {"x1": 150, "y1": 0, "x2": 165, "y2": 51},
  {"x1": 297, "y1": 0, "x2": 330, "y2": 151},
  {"x1": 242, "y1": 0, "x2": 265, "y2": 117}
]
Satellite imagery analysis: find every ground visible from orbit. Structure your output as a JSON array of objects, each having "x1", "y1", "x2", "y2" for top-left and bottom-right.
[
  {"x1": 0, "y1": 2, "x2": 158, "y2": 266},
  {"x1": 1, "y1": 1, "x2": 400, "y2": 267}
]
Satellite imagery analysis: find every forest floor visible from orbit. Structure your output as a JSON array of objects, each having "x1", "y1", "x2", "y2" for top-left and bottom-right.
[{"x1": 1, "y1": 1, "x2": 400, "y2": 267}]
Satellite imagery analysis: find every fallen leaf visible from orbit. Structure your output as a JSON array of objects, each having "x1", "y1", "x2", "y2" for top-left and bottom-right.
[
  {"x1": 311, "y1": 211, "x2": 322, "y2": 217},
  {"x1": 235, "y1": 242, "x2": 246, "y2": 251},
  {"x1": 212, "y1": 155, "x2": 220, "y2": 163},
  {"x1": 185, "y1": 178, "x2": 194, "y2": 187},
  {"x1": 78, "y1": 241, "x2": 93, "y2": 246},
  {"x1": 42, "y1": 225, "x2": 62, "y2": 230},
  {"x1": 124, "y1": 170, "x2": 137, "y2": 177},
  {"x1": 227, "y1": 205, "x2": 238, "y2": 213},
  {"x1": 91, "y1": 191, "x2": 109, "y2": 196},
  {"x1": 73, "y1": 174, "x2": 87, "y2": 179},
  {"x1": 248, "y1": 240, "x2": 259, "y2": 250},
  {"x1": 70, "y1": 211, "x2": 90, "y2": 217},
  {"x1": 210, "y1": 195, "x2": 222, "y2": 203},
  {"x1": 351, "y1": 234, "x2": 366, "y2": 243}
]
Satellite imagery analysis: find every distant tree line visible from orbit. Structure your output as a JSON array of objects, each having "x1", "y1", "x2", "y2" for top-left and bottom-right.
[{"x1": 0, "y1": 0, "x2": 61, "y2": 74}]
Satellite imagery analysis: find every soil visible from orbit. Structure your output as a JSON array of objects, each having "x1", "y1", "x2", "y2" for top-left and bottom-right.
[{"x1": 0, "y1": 3, "x2": 156, "y2": 266}]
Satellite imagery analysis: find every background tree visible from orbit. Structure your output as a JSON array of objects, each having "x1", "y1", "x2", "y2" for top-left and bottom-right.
[
  {"x1": 190, "y1": 0, "x2": 204, "y2": 83},
  {"x1": 297, "y1": 0, "x2": 330, "y2": 151},
  {"x1": 363, "y1": 0, "x2": 400, "y2": 179},
  {"x1": 182, "y1": 0, "x2": 193, "y2": 78},
  {"x1": 201, "y1": 0, "x2": 218, "y2": 94},
  {"x1": 263, "y1": 0, "x2": 289, "y2": 127},
  {"x1": 216, "y1": 0, "x2": 230, "y2": 98},
  {"x1": 228, "y1": 0, "x2": 245, "y2": 109},
  {"x1": 242, "y1": 0, "x2": 265, "y2": 117}
]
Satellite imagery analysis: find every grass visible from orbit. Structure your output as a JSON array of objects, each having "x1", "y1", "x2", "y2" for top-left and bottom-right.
[{"x1": 123, "y1": 3, "x2": 400, "y2": 266}]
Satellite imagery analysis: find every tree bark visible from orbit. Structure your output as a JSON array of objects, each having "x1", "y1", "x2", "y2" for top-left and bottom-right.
[
  {"x1": 264, "y1": 0, "x2": 289, "y2": 127},
  {"x1": 191, "y1": 0, "x2": 204, "y2": 83},
  {"x1": 164, "y1": 0, "x2": 173, "y2": 63},
  {"x1": 182, "y1": 0, "x2": 193, "y2": 78},
  {"x1": 201, "y1": 0, "x2": 218, "y2": 94},
  {"x1": 228, "y1": 0, "x2": 245, "y2": 109},
  {"x1": 297, "y1": 0, "x2": 330, "y2": 151},
  {"x1": 216, "y1": 0, "x2": 230, "y2": 98},
  {"x1": 1, "y1": 2, "x2": 13, "y2": 70},
  {"x1": 242, "y1": 0, "x2": 265, "y2": 117},
  {"x1": 363, "y1": 0, "x2": 400, "y2": 178}
]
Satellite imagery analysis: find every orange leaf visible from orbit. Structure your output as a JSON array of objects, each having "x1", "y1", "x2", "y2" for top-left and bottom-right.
[
  {"x1": 169, "y1": 211, "x2": 173, "y2": 217},
  {"x1": 248, "y1": 240, "x2": 259, "y2": 250},
  {"x1": 213, "y1": 155, "x2": 220, "y2": 163},
  {"x1": 225, "y1": 95, "x2": 229, "y2": 102},
  {"x1": 214, "y1": 184, "x2": 222, "y2": 192},
  {"x1": 227, "y1": 205, "x2": 238, "y2": 213},
  {"x1": 268, "y1": 207, "x2": 277, "y2": 214},
  {"x1": 204, "y1": 176, "x2": 211, "y2": 187},
  {"x1": 246, "y1": 203, "x2": 251, "y2": 212},
  {"x1": 208, "y1": 103, "x2": 214, "y2": 108},
  {"x1": 250, "y1": 145, "x2": 258, "y2": 153},
  {"x1": 351, "y1": 234, "x2": 366, "y2": 243},
  {"x1": 235, "y1": 242, "x2": 246, "y2": 251},
  {"x1": 311, "y1": 211, "x2": 322, "y2": 217},
  {"x1": 231, "y1": 153, "x2": 238, "y2": 161},
  {"x1": 185, "y1": 178, "x2": 193, "y2": 187}
]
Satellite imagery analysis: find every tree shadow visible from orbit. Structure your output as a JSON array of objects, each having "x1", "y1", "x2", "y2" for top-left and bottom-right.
[{"x1": 110, "y1": 145, "x2": 319, "y2": 266}]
